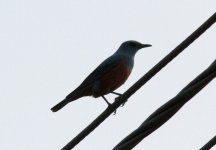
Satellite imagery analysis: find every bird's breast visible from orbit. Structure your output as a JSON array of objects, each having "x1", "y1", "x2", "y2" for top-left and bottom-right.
[{"x1": 99, "y1": 58, "x2": 132, "y2": 94}]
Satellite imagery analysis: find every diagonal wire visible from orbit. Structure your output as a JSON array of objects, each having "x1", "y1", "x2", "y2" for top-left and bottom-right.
[
  {"x1": 200, "y1": 136, "x2": 216, "y2": 150},
  {"x1": 113, "y1": 60, "x2": 216, "y2": 150},
  {"x1": 62, "y1": 12, "x2": 216, "y2": 150}
]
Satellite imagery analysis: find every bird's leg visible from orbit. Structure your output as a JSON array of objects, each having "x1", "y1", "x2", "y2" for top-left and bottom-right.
[
  {"x1": 102, "y1": 96, "x2": 116, "y2": 115},
  {"x1": 111, "y1": 91, "x2": 127, "y2": 107},
  {"x1": 111, "y1": 91, "x2": 122, "y2": 96},
  {"x1": 102, "y1": 95, "x2": 111, "y2": 106}
]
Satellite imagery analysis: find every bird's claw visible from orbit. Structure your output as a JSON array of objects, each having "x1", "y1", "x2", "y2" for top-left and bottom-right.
[
  {"x1": 121, "y1": 103, "x2": 125, "y2": 107},
  {"x1": 120, "y1": 99, "x2": 128, "y2": 107},
  {"x1": 113, "y1": 110, "x2": 117, "y2": 115}
]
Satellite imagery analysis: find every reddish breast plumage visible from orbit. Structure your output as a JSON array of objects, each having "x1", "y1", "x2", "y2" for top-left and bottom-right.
[{"x1": 99, "y1": 58, "x2": 131, "y2": 94}]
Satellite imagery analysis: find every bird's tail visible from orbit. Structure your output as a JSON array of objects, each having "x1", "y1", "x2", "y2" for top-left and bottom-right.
[{"x1": 51, "y1": 99, "x2": 69, "y2": 112}]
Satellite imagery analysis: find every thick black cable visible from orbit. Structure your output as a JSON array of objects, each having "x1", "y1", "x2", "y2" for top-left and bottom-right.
[
  {"x1": 200, "y1": 136, "x2": 216, "y2": 150},
  {"x1": 113, "y1": 60, "x2": 216, "y2": 150}
]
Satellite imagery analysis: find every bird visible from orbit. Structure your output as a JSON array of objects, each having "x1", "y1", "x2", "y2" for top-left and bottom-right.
[{"x1": 51, "y1": 40, "x2": 151, "y2": 112}]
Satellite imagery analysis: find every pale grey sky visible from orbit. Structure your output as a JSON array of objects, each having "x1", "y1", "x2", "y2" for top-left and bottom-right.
[{"x1": 0, "y1": 0, "x2": 215, "y2": 150}]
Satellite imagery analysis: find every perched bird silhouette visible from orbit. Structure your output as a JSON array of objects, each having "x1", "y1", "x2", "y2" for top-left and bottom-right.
[{"x1": 51, "y1": 40, "x2": 151, "y2": 112}]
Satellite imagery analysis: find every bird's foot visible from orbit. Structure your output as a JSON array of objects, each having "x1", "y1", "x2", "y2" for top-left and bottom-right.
[
  {"x1": 121, "y1": 102, "x2": 125, "y2": 107},
  {"x1": 113, "y1": 109, "x2": 117, "y2": 115},
  {"x1": 121, "y1": 99, "x2": 128, "y2": 107},
  {"x1": 102, "y1": 95, "x2": 119, "y2": 115}
]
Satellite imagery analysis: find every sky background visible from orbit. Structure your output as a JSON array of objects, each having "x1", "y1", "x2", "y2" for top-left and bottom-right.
[{"x1": 0, "y1": 0, "x2": 216, "y2": 150}]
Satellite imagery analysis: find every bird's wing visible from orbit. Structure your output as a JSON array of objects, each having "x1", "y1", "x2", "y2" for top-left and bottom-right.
[{"x1": 66, "y1": 55, "x2": 122, "y2": 98}]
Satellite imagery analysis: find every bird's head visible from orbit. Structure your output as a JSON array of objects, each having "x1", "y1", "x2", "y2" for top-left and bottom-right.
[{"x1": 116, "y1": 40, "x2": 151, "y2": 56}]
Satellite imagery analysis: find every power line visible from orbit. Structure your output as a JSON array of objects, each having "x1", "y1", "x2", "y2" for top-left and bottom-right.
[{"x1": 113, "y1": 60, "x2": 216, "y2": 150}]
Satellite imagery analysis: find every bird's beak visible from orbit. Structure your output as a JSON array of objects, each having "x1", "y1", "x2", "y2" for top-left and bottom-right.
[{"x1": 141, "y1": 44, "x2": 152, "y2": 48}]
